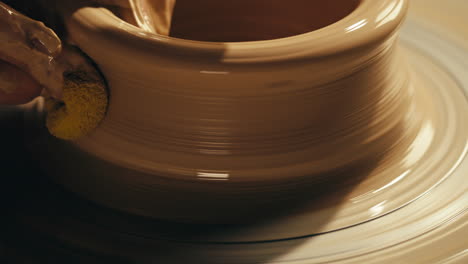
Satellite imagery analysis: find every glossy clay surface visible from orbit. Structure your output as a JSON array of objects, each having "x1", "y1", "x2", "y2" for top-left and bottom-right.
[{"x1": 30, "y1": 0, "x2": 434, "y2": 223}]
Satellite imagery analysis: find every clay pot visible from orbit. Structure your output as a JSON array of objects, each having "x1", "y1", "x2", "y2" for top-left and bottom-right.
[{"x1": 33, "y1": 0, "x2": 420, "y2": 223}]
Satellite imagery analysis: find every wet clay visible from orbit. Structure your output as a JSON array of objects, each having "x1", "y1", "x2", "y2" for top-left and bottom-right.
[
  {"x1": 29, "y1": 0, "x2": 422, "y2": 223},
  {"x1": 130, "y1": 0, "x2": 176, "y2": 35},
  {"x1": 0, "y1": 2, "x2": 63, "y2": 98}
]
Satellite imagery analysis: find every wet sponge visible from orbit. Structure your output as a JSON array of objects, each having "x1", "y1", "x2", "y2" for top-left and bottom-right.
[{"x1": 45, "y1": 71, "x2": 108, "y2": 140}]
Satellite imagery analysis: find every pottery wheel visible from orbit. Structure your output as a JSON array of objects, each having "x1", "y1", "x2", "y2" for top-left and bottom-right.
[{"x1": 1, "y1": 1, "x2": 467, "y2": 263}]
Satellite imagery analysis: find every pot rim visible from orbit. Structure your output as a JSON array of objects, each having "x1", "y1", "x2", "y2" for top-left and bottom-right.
[{"x1": 70, "y1": 0, "x2": 408, "y2": 64}]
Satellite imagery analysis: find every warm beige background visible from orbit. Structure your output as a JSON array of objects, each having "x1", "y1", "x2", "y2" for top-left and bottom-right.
[{"x1": 410, "y1": 0, "x2": 468, "y2": 46}]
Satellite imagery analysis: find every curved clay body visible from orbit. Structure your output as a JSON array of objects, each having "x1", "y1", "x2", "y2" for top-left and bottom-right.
[{"x1": 31, "y1": 0, "x2": 426, "y2": 223}]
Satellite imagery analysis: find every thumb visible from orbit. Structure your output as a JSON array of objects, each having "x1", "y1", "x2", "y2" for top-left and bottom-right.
[{"x1": 0, "y1": 60, "x2": 42, "y2": 105}]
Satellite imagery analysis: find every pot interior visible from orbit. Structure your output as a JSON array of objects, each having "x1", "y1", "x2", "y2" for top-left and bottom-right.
[{"x1": 169, "y1": 0, "x2": 361, "y2": 42}]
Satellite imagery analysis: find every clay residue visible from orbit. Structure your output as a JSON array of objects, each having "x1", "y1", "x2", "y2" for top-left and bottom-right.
[
  {"x1": 0, "y1": 2, "x2": 64, "y2": 99},
  {"x1": 130, "y1": 0, "x2": 176, "y2": 35}
]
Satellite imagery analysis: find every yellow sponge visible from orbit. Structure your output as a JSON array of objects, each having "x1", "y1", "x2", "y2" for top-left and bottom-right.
[{"x1": 45, "y1": 70, "x2": 108, "y2": 140}]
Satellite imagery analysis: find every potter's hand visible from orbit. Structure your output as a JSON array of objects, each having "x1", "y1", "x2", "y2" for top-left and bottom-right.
[
  {"x1": 0, "y1": 2, "x2": 63, "y2": 104},
  {"x1": 0, "y1": 60, "x2": 43, "y2": 104}
]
